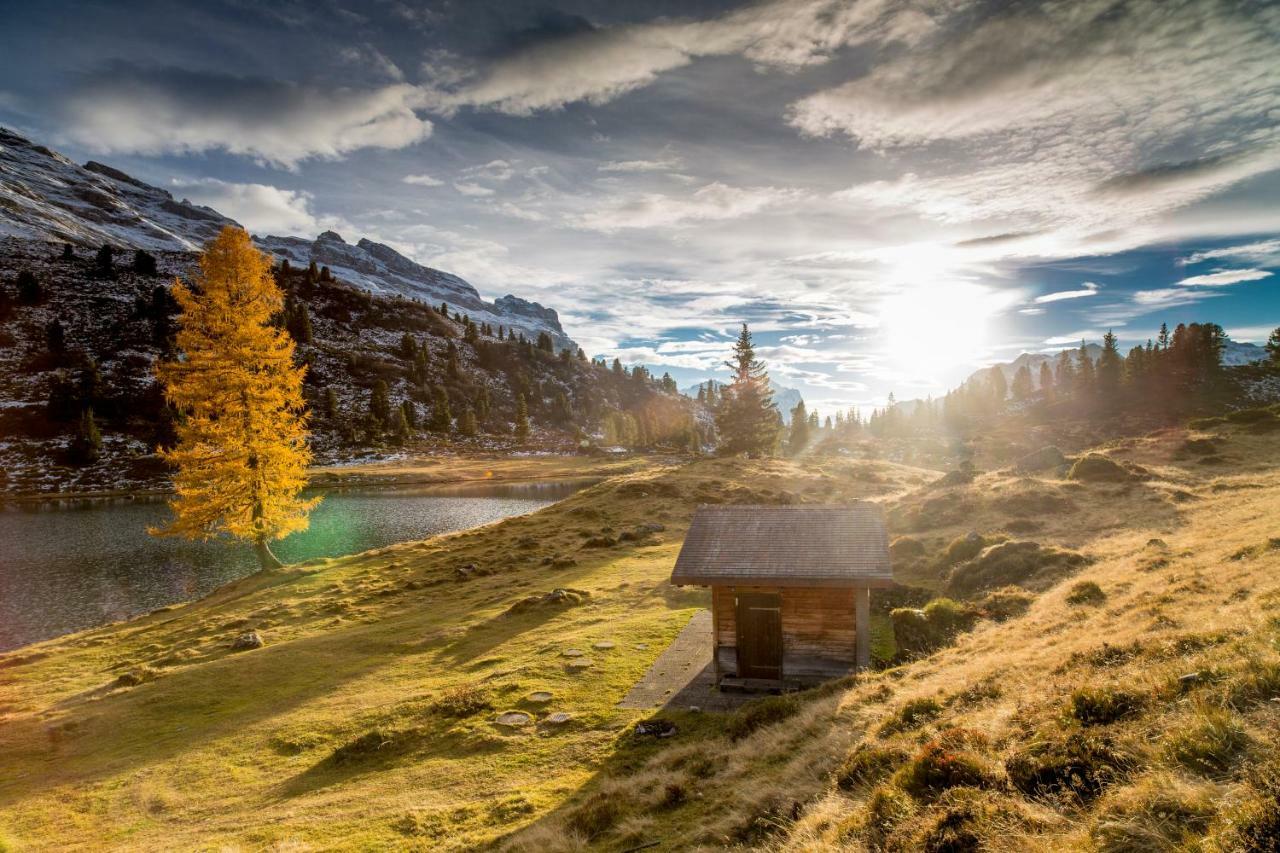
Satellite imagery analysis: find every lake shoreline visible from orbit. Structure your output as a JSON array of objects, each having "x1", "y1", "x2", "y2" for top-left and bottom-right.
[{"x1": 0, "y1": 453, "x2": 662, "y2": 506}]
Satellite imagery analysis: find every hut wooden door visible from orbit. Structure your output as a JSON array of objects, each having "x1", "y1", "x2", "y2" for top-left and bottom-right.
[{"x1": 735, "y1": 592, "x2": 782, "y2": 680}]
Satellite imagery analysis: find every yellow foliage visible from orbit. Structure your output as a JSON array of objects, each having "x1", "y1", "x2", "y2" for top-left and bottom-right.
[{"x1": 152, "y1": 226, "x2": 317, "y2": 564}]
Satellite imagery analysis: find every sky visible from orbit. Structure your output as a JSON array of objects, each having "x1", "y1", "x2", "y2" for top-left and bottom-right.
[{"x1": 2, "y1": 0, "x2": 1279, "y2": 413}]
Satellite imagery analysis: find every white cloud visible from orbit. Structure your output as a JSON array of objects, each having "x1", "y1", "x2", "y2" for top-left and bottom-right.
[
  {"x1": 599, "y1": 155, "x2": 683, "y2": 173},
  {"x1": 1176, "y1": 268, "x2": 1272, "y2": 287},
  {"x1": 63, "y1": 66, "x2": 431, "y2": 168},
  {"x1": 453, "y1": 181, "x2": 495, "y2": 197},
  {"x1": 1131, "y1": 288, "x2": 1224, "y2": 307},
  {"x1": 421, "y1": 0, "x2": 932, "y2": 115},
  {"x1": 1034, "y1": 282, "x2": 1100, "y2": 303},
  {"x1": 172, "y1": 178, "x2": 327, "y2": 236},
  {"x1": 571, "y1": 182, "x2": 803, "y2": 232},
  {"x1": 461, "y1": 159, "x2": 516, "y2": 182},
  {"x1": 1181, "y1": 239, "x2": 1280, "y2": 267},
  {"x1": 402, "y1": 173, "x2": 444, "y2": 187}
]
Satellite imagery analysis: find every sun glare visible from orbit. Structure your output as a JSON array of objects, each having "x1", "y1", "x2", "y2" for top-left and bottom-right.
[{"x1": 877, "y1": 281, "x2": 1006, "y2": 381}]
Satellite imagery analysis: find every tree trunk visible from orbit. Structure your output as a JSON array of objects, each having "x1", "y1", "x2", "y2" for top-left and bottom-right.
[{"x1": 254, "y1": 538, "x2": 283, "y2": 571}]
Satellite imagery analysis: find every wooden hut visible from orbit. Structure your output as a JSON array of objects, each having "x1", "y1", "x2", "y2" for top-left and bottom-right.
[{"x1": 670, "y1": 504, "x2": 892, "y2": 690}]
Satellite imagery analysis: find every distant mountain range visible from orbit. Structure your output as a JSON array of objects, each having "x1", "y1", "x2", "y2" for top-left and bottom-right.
[
  {"x1": 681, "y1": 379, "x2": 804, "y2": 423},
  {"x1": 0, "y1": 128, "x2": 572, "y2": 350}
]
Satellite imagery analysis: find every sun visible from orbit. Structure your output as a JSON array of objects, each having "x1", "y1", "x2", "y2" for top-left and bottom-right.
[{"x1": 877, "y1": 280, "x2": 1010, "y2": 382}]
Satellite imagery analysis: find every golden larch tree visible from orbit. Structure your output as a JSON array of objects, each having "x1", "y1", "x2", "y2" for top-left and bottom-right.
[{"x1": 152, "y1": 226, "x2": 318, "y2": 569}]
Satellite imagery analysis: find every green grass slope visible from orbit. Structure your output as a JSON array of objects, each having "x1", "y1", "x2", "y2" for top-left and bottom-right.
[{"x1": 0, "y1": 457, "x2": 930, "y2": 850}]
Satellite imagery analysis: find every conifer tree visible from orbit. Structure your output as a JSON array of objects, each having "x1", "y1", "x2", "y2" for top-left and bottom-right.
[
  {"x1": 67, "y1": 408, "x2": 102, "y2": 465},
  {"x1": 460, "y1": 406, "x2": 478, "y2": 437},
  {"x1": 989, "y1": 367, "x2": 1008, "y2": 408},
  {"x1": 429, "y1": 384, "x2": 452, "y2": 432},
  {"x1": 714, "y1": 323, "x2": 782, "y2": 456},
  {"x1": 399, "y1": 333, "x2": 417, "y2": 360},
  {"x1": 1055, "y1": 350, "x2": 1075, "y2": 397},
  {"x1": 16, "y1": 270, "x2": 41, "y2": 304},
  {"x1": 788, "y1": 400, "x2": 810, "y2": 456},
  {"x1": 446, "y1": 341, "x2": 461, "y2": 380},
  {"x1": 324, "y1": 386, "x2": 339, "y2": 420},
  {"x1": 514, "y1": 393, "x2": 530, "y2": 440},
  {"x1": 369, "y1": 379, "x2": 391, "y2": 425},
  {"x1": 400, "y1": 399, "x2": 417, "y2": 430},
  {"x1": 61, "y1": 243, "x2": 74, "y2": 261},
  {"x1": 46, "y1": 318, "x2": 65, "y2": 355},
  {"x1": 1011, "y1": 364, "x2": 1033, "y2": 401},
  {"x1": 1076, "y1": 340, "x2": 1096, "y2": 398},
  {"x1": 390, "y1": 406, "x2": 410, "y2": 444},
  {"x1": 319, "y1": 265, "x2": 331, "y2": 282},
  {"x1": 95, "y1": 244, "x2": 115, "y2": 278},
  {"x1": 1096, "y1": 330, "x2": 1123, "y2": 404},
  {"x1": 152, "y1": 227, "x2": 316, "y2": 571},
  {"x1": 475, "y1": 386, "x2": 490, "y2": 426},
  {"x1": 133, "y1": 249, "x2": 158, "y2": 276},
  {"x1": 287, "y1": 303, "x2": 312, "y2": 344},
  {"x1": 1038, "y1": 361, "x2": 1054, "y2": 400},
  {"x1": 1267, "y1": 326, "x2": 1280, "y2": 367}
]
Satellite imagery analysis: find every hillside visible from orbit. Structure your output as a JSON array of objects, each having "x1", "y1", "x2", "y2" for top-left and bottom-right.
[
  {"x1": 0, "y1": 238, "x2": 701, "y2": 495},
  {"x1": 1, "y1": 411, "x2": 1277, "y2": 849}
]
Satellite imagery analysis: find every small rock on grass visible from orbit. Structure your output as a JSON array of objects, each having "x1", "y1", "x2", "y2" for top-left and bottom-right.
[
  {"x1": 527, "y1": 691, "x2": 553, "y2": 703},
  {"x1": 562, "y1": 648, "x2": 585, "y2": 657},
  {"x1": 592, "y1": 641, "x2": 615, "y2": 650},
  {"x1": 566, "y1": 658, "x2": 593, "y2": 671},
  {"x1": 494, "y1": 712, "x2": 531, "y2": 727},
  {"x1": 231, "y1": 631, "x2": 263, "y2": 651},
  {"x1": 544, "y1": 712, "x2": 572, "y2": 725}
]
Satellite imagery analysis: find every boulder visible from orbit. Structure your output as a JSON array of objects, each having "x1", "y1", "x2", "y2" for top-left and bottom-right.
[{"x1": 231, "y1": 631, "x2": 263, "y2": 651}]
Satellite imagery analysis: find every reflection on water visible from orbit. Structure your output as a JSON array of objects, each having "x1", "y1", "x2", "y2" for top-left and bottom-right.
[{"x1": 0, "y1": 479, "x2": 590, "y2": 651}]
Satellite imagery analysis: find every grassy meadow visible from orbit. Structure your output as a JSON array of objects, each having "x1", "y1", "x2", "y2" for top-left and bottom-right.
[{"x1": 1, "y1": 415, "x2": 1278, "y2": 851}]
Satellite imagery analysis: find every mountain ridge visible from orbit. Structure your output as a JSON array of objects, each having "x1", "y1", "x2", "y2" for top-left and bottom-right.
[{"x1": 0, "y1": 128, "x2": 573, "y2": 351}]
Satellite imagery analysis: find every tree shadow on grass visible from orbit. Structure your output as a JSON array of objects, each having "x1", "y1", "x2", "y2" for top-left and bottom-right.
[{"x1": 0, "y1": 606, "x2": 432, "y2": 809}]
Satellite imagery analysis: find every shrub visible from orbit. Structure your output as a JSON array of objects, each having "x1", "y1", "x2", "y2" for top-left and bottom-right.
[
  {"x1": 878, "y1": 697, "x2": 943, "y2": 735},
  {"x1": 1211, "y1": 763, "x2": 1280, "y2": 851},
  {"x1": 726, "y1": 693, "x2": 802, "y2": 741},
  {"x1": 329, "y1": 729, "x2": 403, "y2": 765},
  {"x1": 892, "y1": 788, "x2": 1027, "y2": 853},
  {"x1": 891, "y1": 599, "x2": 978, "y2": 660},
  {"x1": 946, "y1": 541, "x2": 1088, "y2": 596},
  {"x1": 1165, "y1": 706, "x2": 1249, "y2": 775},
  {"x1": 1068, "y1": 454, "x2": 1132, "y2": 483},
  {"x1": 836, "y1": 744, "x2": 909, "y2": 790},
  {"x1": 895, "y1": 729, "x2": 997, "y2": 799},
  {"x1": 431, "y1": 683, "x2": 490, "y2": 718},
  {"x1": 1089, "y1": 775, "x2": 1216, "y2": 853},
  {"x1": 1069, "y1": 686, "x2": 1144, "y2": 726},
  {"x1": 979, "y1": 587, "x2": 1034, "y2": 621},
  {"x1": 943, "y1": 533, "x2": 987, "y2": 566},
  {"x1": 1006, "y1": 731, "x2": 1134, "y2": 801},
  {"x1": 1066, "y1": 580, "x2": 1106, "y2": 606},
  {"x1": 566, "y1": 791, "x2": 624, "y2": 840}
]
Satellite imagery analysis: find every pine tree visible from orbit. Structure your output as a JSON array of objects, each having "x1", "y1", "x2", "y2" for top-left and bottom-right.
[
  {"x1": 319, "y1": 265, "x2": 332, "y2": 282},
  {"x1": 400, "y1": 399, "x2": 417, "y2": 429},
  {"x1": 1011, "y1": 364, "x2": 1033, "y2": 401},
  {"x1": 16, "y1": 270, "x2": 41, "y2": 304},
  {"x1": 475, "y1": 386, "x2": 490, "y2": 425},
  {"x1": 1076, "y1": 340, "x2": 1096, "y2": 398},
  {"x1": 1157, "y1": 322, "x2": 1170, "y2": 351},
  {"x1": 1038, "y1": 361, "x2": 1054, "y2": 400},
  {"x1": 399, "y1": 333, "x2": 417, "y2": 360},
  {"x1": 446, "y1": 341, "x2": 461, "y2": 380},
  {"x1": 788, "y1": 400, "x2": 810, "y2": 456},
  {"x1": 133, "y1": 249, "x2": 158, "y2": 276},
  {"x1": 61, "y1": 243, "x2": 74, "y2": 261},
  {"x1": 460, "y1": 406, "x2": 478, "y2": 437},
  {"x1": 390, "y1": 406, "x2": 410, "y2": 444},
  {"x1": 369, "y1": 379, "x2": 391, "y2": 425},
  {"x1": 714, "y1": 324, "x2": 782, "y2": 456},
  {"x1": 95, "y1": 244, "x2": 115, "y2": 278},
  {"x1": 67, "y1": 408, "x2": 102, "y2": 466},
  {"x1": 1267, "y1": 326, "x2": 1280, "y2": 367},
  {"x1": 46, "y1": 318, "x2": 65, "y2": 355},
  {"x1": 287, "y1": 303, "x2": 312, "y2": 344},
  {"x1": 324, "y1": 386, "x2": 339, "y2": 420},
  {"x1": 989, "y1": 367, "x2": 1008, "y2": 409},
  {"x1": 152, "y1": 227, "x2": 317, "y2": 571},
  {"x1": 514, "y1": 393, "x2": 530, "y2": 440},
  {"x1": 1096, "y1": 330, "x2": 1123, "y2": 405},
  {"x1": 1055, "y1": 350, "x2": 1075, "y2": 397},
  {"x1": 429, "y1": 384, "x2": 452, "y2": 432}
]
